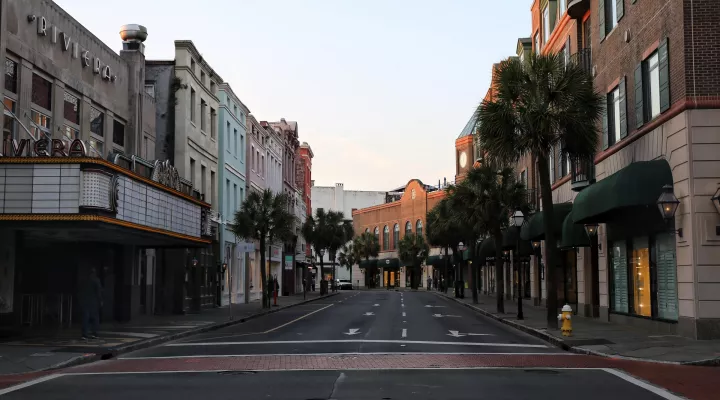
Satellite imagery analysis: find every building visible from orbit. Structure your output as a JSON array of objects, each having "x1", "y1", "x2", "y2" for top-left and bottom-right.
[
  {"x1": 0, "y1": 1, "x2": 212, "y2": 326},
  {"x1": 245, "y1": 115, "x2": 266, "y2": 301},
  {"x1": 479, "y1": 0, "x2": 720, "y2": 340},
  {"x1": 217, "y1": 82, "x2": 250, "y2": 305},
  {"x1": 351, "y1": 180, "x2": 446, "y2": 288},
  {"x1": 294, "y1": 189, "x2": 308, "y2": 292},
  {"x1": 297, "y1": 142, "x2": 313, "y2": 260},
  {"x1": 311, "y1": 182, "x2": 387, "y2": 281},
  {"x1": 259, "y1": 120, "x2": 284, "y2": 292}
]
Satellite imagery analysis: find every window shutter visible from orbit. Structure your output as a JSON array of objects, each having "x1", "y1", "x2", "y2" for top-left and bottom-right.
[
  {"x1": 619, "y1": 77, "x2": 628, "y2": 139},
  {"x1": 598, "y1": 0, "x2": 606, "y2": 41},
  {"x1": 602, "y1": 111, "x2": 609, "y2": 150},
  {"x1": 634, "y1": 63, "x2": 644, "y2": 128},
  {"x1": 616, "y1": 0, "x2": 624, "y2": 22},
  {"x1": 658, "y1": 37, "x2": 670, "y2": 113}
]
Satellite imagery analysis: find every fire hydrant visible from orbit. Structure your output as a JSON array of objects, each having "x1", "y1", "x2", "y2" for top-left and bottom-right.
[{"x1": 557, "y1": 304, "x2": 573, "y2": 337}]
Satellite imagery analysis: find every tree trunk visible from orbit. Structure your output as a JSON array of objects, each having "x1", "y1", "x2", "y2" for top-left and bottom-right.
[
  {"x1": 259, "y1": 237, "x2": 268, "y2": 309},
  {"x1": 494, "y1": 228, "x2": 505, "y2": 313},
  {"x1": 470, "y1": 237, "x2": 478, "y2": 304},
  {"x1": 444, "y1": 246, "x2": 449, "y2": 294},
  {"x1": 330, "y1": 252, "x2": 337, "y2": 292},
  {"x1": 319, "y1": 255, "x2": 326, "y2": 295},
  {"x1": 537, "y1": 153, "x2": 559, "y2": 329}
]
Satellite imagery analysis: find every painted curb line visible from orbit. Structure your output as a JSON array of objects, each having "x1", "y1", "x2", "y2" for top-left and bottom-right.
[{"x1": 434, "y1": 292, "x2": 720, "y2": 367}]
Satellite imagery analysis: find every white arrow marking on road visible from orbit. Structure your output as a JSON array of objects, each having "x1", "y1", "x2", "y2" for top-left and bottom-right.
[
  {"x1": 425, "y1": 305, "x2": 446, "y2": 308},
  {"x1": 467, "y1": 333, "x2": 493, "y2": 336},
  {"x1": 363, "y1": 312, "x2": 375, "y2": 316},
  {"x1": 402, "y1": 328, "x2": 407, "y2": 338},
  {"x1": 432, "y1": 314, "x2": 461, "y2": 318},
  {"x1": 447, "y1": 330, "x2": 493, "y2": 337},
  {"x1": 344, "y1": 329, "x2": 361, "y2": 336},
  {"x1": 447, "y1": 330, "x2": 466, "y2": 337},
  {"x1": 373, "y1": 304, "x2": 380, "y2": 307},
  {"x1": 402, "y1": 312, "x2": 406, "y2": 317}
]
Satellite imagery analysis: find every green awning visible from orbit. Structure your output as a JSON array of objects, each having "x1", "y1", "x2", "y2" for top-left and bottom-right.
[
  {"x1": 478, "y1": 238, "x2": 496, "y2": 260},
  {"x1": 501, "y1": 226, "x2": 533, "y2": 256},
  {"x1": 379, "y1": 258, "x2": 400, "y2": 269},
  {"x1": 559, "y1": 211, "x2": 590, "y2": 249},
  {"x1": 572, "y1": 159, "x2": 673, "y2": 224},
  {"x1": 426, "y1": 255, "x2": 447, "y2": 267},
  {"x1": 520, "y1": 203, "x2": 573, "y2": 241},
  {"x1": 359, "y1": 259, "x2": 378, "y2": 269}
]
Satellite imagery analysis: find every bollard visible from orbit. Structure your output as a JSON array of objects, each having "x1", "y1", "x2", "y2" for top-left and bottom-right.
[{"x1": 557, "y1": 304, "x2": 573, "y2": 337}]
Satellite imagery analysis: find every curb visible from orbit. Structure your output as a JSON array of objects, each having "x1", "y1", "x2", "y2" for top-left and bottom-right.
[
  {"x1": 434, "y1": 292, "x2": 720, "y2": 367},
  {"x1": 24, "y1": 293, "x2": 340, "y2": 374}
]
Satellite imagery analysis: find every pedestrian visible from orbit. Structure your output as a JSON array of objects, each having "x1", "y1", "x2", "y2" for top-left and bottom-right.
[
  {"x1": 79, "y1": 267, "x2": 103, "y2": 340},
  {"x1": 427, "y1": 276, "x2": 432, "y2": 291}
]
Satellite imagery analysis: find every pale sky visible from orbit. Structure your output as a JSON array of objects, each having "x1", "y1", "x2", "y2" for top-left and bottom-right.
[{"x1": 55, "y1": 0, "x2": 530, "y2": 191}]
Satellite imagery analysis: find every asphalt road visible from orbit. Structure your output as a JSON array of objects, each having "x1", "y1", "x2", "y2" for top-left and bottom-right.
[{"x1": 0, "y1": 291, "x2": 688, "y2": 400}]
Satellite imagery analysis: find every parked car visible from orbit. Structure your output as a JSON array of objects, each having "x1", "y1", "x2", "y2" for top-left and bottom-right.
[{"x1": 337, "y1": 279, "x2": 353, "y2": 290}]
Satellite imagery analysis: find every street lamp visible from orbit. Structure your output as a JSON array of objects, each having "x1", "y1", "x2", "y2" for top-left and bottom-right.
[
  {"x1": 584, "y1": 223, "x2": 599, "y2": 238},
  {"x1": 457, "y1": 242, "x2": 466, "y2": 298},
  {"x1": 657, "y1": 184, "x2": 682, "y2": 237},
  {"x1": 317, "y1": 248, "x2": 327, "y2": 294},
  {"x1": 511, "y1": 210, "x2": 526, "y2": 320}
]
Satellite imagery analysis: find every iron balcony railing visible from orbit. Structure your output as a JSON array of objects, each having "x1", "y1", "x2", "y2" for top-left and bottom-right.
[
  {"x1": 524, "y1": 187, "x2": 540, "y2": 212},
  {"x1": 571, "y1": 48, "x2": 592, "y2": 75},
  {"x1": 571, "y1": 156, "x2": 596, "y2": 192}
]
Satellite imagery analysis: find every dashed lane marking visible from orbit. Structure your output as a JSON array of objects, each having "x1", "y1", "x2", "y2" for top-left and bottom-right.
[{"x1": 164, "y1": 340, "x2": 549, "y2": 348}]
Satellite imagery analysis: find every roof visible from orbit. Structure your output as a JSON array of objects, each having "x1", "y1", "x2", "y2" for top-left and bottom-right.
[{"x1": 458, "y1": 110, "x2": 478, "y2": 139}]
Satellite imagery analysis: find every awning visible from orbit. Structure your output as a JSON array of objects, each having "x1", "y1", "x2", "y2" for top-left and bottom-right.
[
  {"x1": 477, "y1": 238, "x2": 496, "y2": 260},
  {"x1": 379, "y1": 258, "x2": 401, "y2": 269},
  {"x1": 572, "y1": 159, "x2": 673, "y2": 224},
  {"x1": 501, "y1": 226, "x2": 533, "y2": 256},
  {"x1": 359, "y1": 259, "x2": 378, "y2": 269},
  {"x1": 426, "y1": 255, "x2": 446, "y2": 267},
  {"x1": 559, "y1": 211, "x2": 591, "y2": 249},
  {"x1": 520, "y1": 203, "x2": 573, "y2": 241}
]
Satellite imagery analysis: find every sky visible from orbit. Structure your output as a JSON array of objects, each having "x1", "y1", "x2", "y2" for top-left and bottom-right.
[{"x1": 55, "y1": 0, "x2": 530, "y2": 191}]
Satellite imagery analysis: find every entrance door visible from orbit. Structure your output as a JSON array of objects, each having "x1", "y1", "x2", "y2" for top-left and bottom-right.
[{"x1": 383, "y1": 270, "x2": 396, "y2": 287}]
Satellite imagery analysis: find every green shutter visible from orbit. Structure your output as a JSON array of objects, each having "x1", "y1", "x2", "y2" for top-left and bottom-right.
[
  {"x1": 616, "y1": 0, "x2": 624, "y2": 22},
  {"x1": 611, "y1": 241, "x2": 629, "y2": 314},
  {"x1": 656, "y1": 233, "x2": 678, "y2": 321},
  {"x1": 598, "y1": 0, "x2": 606, "y2": 41},
  {"x1": 658, "y1": 37, "x2": 670, "y2": 113},
  {"x1": 602, "y1": 108, "x2": 609, "y2": 150},
  {"x1": 634, "y1": 63, "x2": 645, "y2": 128},
  {"x1": 619, "y1": 77, "x2": 628, "y2": 139}
]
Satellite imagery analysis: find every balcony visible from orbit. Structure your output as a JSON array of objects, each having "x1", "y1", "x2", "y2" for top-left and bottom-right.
[
  {"x1": 524, "y1": 187, "x2": 540, "y2": 212},
  {"x1": 571, "y1": 48, "x2": 592, "y2": 75},
  {"x1": 567, "y1": 0, "x2": 590, "y2": 20},
  {"x1": 571, "y1": 156, "x2": 596, "y2": 192}
]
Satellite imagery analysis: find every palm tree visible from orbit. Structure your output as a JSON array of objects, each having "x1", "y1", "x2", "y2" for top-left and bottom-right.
[
  {"x1": 427, "y1": 198, "x2": 462, "y2": 294},
  {"x1": 476, "y1": 53, "x2": 603, "y2": 326},
  {"x1": 231, "y1": 189, "x2": 296, "y2": 308},
  {"x1": 326, "y1": 213, "x2": 354, "y2": 291},
  {"x1": 355, "y1": 231, "x2": 380, "y2": 288},
  {"x1": 447, "y1": 163, "x2": 527, "y2": 313},
  {"x1": 398, "y1": 233, "x2": 429, "y2": 289},
  {"x1": 338, "y1": 240, "x2": 361, "y2": 287}
]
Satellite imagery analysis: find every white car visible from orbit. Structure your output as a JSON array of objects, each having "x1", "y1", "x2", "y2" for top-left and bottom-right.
[{"x1": 337, "y1": 279, "x2": 353, "y2": 290}]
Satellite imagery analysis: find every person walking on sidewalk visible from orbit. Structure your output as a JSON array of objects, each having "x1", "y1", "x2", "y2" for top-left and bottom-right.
[
  {"x1": 427, "y1": 276, "x2": 432, "y2": 291},
  {"x1": 79, "y1": 268, "x2": 103, "y2": 340}
]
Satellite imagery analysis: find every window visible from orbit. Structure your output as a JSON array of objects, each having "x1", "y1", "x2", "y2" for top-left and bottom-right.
[
  {"x1": 240, "y1": 134, "x2": 245, "y2": 162},
  {"x1": 3, "y1": 98, "x2": 16, "y2": 143},
  {"x1": 600, "y1": 0, "x2": 623, "y2": 40},
  {"x1": 383, "y1": 226, "x2": 389, "y2": 250},
  {"x1": 534, "y1": 32, "x2": 540, "y2": 54},
  {"x1": 559, "y1": 0, "x2": 566, "y2": 16},
  {"x1": 405, "y1": 221, "x2": 412, "y2": 236},
  {"x1": 226, "y1": 179, "x2": 231, "y2": 217},
  {"x1": 5, "y1": 59, "x2": 17, "y2": 93},
  {"x1": 234, "y1": 105, "x2": 238, "y2": 116},
  {"x1": 234, "y1": 183, "x2": 238, "y2": 213},
  {"x1": 520, "y1": 169, "x2": 527, "y2": 186},
  {"x1": 190, "y1": 58, "x2": 196, "y2": 73},
  {"x1": 200, "y1": 71, "x2": 205, "y2": 85},
  {"x1": 62, "y1": 92, "x2": 80, "y2": 143},
  {"x1": 416, "y1": 220, "x2": 423, "y2": 237},
  {"x1": 31, "y1": 110, "x2": 51, "y2": 140},
  {"x1": 374, "y1": 227, "x2": 379, "y2": 242},
  {"x1": 609, "y1": 0, "x2": 618, "y2": 30},
  {"x1": 610, "y1": 86, "x2": 621, "y2": 145},
  {"x1": 190, "y1": 158, "x2": 196, "y2": 186},
  {"x1": 210, "y1": 107, "x2": 217, "y2": 139},
  {"x1": 210, "y1": 81, "x2": 215, "y2": 94},
  {"x1": 393, "y1": 224, "x2": 399, "y2": 249},
  {"x1": 144, "y1": 84, "x2": 155, "y2": 98},
  {"x1": 233, "y1": 129, "x2": 238, "y2": 155},
  {"x1": 261, "y1": 155, "x2": 265, "y2": 176},
  {"x1": 647, "y1": 52, "x2": 661, "y2": 119},
  {"x1": 90, "y1": 107, "x2": 104, "y2": 139},
  {"x1": 226, "y1": 121, "x2": 231, "y2": 150},
  {"x1": 609, "y1": 231, "x2": 678, "y2": 321},
  {"x1": 200, "y1": 99, "x2": 207, "y2": 132},
  {"x1": 563, "y1": 37, "x2": 571, "y2": 67},
  {"x1": 251, "y1": 146, "x2": 255, "y2": 171},
  {"x1": 113, "y1": 120, "x2": 125, "y2": 147},
  {"x1": 201, "y1": 165, "x2": 207, "y2": 200},
  {"x1": 31, "y1": 73, "x2": 52, "y2": 110},
  {"x1": 190, "y1": 89, "x2": 196, "y2": 122},
  {"x1": 543, "y1": 7, "x2": 550, "y2": 44}
]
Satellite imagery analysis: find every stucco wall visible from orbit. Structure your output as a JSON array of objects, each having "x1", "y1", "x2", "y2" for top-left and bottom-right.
[{"x1": 312, "y1": 183, "x2": 386, "y2": 219}]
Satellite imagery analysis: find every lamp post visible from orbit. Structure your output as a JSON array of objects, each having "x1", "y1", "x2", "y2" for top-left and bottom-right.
[
  {"x1": 318, "y1": 248, "x2": 326, "y2": 294},
  {"x1": 457, "y1": 242, "x2": 466, "y2": 298},
  {"x1": 657, "y1": 184, "x2": 682, "y2": 237},
  {"x1": 512, "y1": 210, "x2": 525, "y2": 320}
]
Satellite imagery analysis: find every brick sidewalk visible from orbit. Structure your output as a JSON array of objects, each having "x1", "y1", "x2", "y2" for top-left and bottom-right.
[
  {"x1": 436, "y1": 291, "x2": 720, "y2": 365},
  {"x1": 0, "y1": 292, "x2": 337, "y2": 375}
]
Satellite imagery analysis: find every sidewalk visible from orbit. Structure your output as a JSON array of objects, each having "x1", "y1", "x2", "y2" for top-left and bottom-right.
[
  {"x1": 437, "y1": 291, "x2": 720, "y2": 366},
  {"x1": 0, "y1": 291, "x2": 337, "y2": 375}
]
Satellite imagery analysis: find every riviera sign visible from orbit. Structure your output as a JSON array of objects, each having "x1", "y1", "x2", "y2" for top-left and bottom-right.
[{"x1": 1, "y1": 138, "x2": 87, "y2": 158}]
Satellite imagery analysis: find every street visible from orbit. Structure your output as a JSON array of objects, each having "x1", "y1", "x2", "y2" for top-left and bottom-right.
[{"x1": 0, "y1": 291, "x2": 711, "y2": 399}]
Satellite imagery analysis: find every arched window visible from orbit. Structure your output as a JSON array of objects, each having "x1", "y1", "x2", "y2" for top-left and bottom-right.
[
  {"x1": 405, "y1": 221, "x2": 412, "y2": 236},
  {"x1": 365, "y1": 228, "x2": 369, "y2": 233},
  {"x1": 374, "y1": 227, "x2": 379, "y2": 241},
  {"x1": 393, "y1": 224, "x2": 400, "y2": 249},
  {"x1": 383, "y1": 225, "x2": 389, "y2": 250},
  {"x1": 416, "y1": 219, "x2": 423, "y2": 237}
]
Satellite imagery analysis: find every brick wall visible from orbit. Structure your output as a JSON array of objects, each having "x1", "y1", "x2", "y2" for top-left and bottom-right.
[{"x1": 683, "y1": 0, "x2": 720, "y2": 98}]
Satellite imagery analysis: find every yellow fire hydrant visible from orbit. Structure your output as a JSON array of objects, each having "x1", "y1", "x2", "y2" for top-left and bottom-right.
[{"x1": 557, "y1": 304, "x2": 573, "y2": 337}]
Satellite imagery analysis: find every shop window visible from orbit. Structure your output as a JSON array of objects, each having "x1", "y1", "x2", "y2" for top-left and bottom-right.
[
  {"x1": 383, "y1": 226, "x2": 389, "y2": 250},
  {"x1": 5, "y1": 59, "x2": 17, "y2": 93},
  {"x1": 631, "y1": 237, "x2": 651, "y2": 317},
  {"x1": 31, "y1": 73, "x2": 52, "y2": 110},
  {"x1": 113, "y1": 120, "x2": 125, "y2": 147},
  {"x1": 3, "y1": 98, "x2": 16, "y2": 142}
]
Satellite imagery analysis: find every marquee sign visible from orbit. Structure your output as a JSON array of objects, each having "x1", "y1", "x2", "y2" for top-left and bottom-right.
[
  {"x1": 1, "y1": 138, "x2": 87, "y2": 157},
  {"x1": 150, "y1": 160, "x2": 182, "y2": 191}
]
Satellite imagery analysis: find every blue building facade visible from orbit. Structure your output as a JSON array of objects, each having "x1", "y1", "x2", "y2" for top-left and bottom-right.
[{"x1": 217, "y1": 83, "x2": 249, "y2": 305}]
